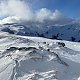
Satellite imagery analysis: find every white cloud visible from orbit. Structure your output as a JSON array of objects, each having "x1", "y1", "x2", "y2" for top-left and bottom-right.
[
  {"x1": 0, "y1": 0, "x2": 33, "y2": 20},
  {"x1": 35, "y1": 8, "x2": 65, "y2": 22},
  {"x1": 36, "y1": 8, "x2": 73, "y2": 25},
  {"x1": 0, "y1": 0, "x2": 72, "y2": 24},
  {"x1": 36, "y1": 8, "x2": 52, "y2": 22}
]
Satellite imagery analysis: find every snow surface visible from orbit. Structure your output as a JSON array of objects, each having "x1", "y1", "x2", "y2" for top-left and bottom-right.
[{"x1": 0, "y1": 32, "x2": 80, "y2": 80}]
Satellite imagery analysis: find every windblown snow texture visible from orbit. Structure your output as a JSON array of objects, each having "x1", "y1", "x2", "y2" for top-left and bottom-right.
[{"x1": 0, "y1": 32, "x2": 80, "y2": 80}]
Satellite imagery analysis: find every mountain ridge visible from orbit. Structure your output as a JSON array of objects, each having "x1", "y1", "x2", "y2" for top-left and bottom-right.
[{"x1": 0, "y1": 18, "x2": 80, "y2": 42}]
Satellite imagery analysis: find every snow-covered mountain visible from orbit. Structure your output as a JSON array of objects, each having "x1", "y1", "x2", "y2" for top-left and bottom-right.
[
  {"x1": 0, "y1": 0, "x2": 80, "y2": 79},
  {"x1": 0, "y1": 14, "x2": 80, "y2": 80},
  {"x1": 0, "y1": 32, "x2": 80, "y2": 80},
  {"x1": 0, "y1": 17, "x2": 80, "y2": 42}
]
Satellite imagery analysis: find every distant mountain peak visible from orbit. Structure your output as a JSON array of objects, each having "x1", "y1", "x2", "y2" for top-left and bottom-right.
[{"x1": 0, "y1": 16, "x2": 21, "y2": 24}]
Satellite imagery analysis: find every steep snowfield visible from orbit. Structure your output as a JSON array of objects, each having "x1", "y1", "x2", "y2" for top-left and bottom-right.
[{"x1": 0, "y1": 32, "x2": 80, "y2": 80}]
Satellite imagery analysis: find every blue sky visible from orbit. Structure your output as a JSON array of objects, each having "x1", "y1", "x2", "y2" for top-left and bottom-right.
[{"x1": 27, "y1": 0, "x2": 80, "y2": 19}]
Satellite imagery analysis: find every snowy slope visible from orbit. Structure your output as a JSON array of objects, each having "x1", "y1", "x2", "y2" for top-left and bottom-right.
[{"x1": 0, "y1": 32, "x2": 80, "y2": 80}]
